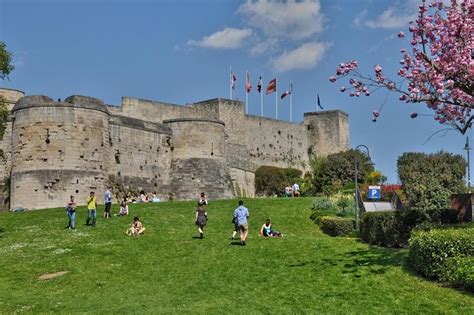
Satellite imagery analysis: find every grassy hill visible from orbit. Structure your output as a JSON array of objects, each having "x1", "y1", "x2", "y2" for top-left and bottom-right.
[{"x1": 0, "y1": 197, "x2": 472, "y2": 313}]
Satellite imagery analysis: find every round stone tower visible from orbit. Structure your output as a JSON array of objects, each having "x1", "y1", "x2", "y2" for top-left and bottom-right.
[
  {"x1": 0, "y1": 87, "x2": 25, "y2": 110},
  {"x1": 10, "y1": 95, "x2": 110, "y2": 210},
  {"x1": 163, "y1": 118, "x2": 234, "y2": 201}
]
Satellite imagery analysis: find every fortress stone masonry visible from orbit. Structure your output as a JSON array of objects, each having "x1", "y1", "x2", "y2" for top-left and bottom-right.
[{"x1": 0, "y1": 87, "x2": 349, "y2": 210}]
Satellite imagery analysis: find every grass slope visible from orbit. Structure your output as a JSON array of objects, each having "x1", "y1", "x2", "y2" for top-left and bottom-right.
[{"x1": 0, "y1": 197, "x2": 473, "y2": 313}]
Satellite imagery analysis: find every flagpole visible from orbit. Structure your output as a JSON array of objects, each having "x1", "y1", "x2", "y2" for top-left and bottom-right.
[
  {"x1": 275, "y1": 76, "x2": 278, "y2": 120},
  {"x1": 260, "y1": 75, "x2": 263, "y2": 117},
  {"x1": 245, "y1": 70, "x2": 248, "y2": 114},
  {"x1": 230, "y1": 66, "x2": 232, "y2": 100},
  {"x1": 290, "y1": 80, "x2": 293, "y2": 123}
]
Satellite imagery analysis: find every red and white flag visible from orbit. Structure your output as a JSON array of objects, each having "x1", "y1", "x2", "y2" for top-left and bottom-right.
[
  {"x1": 257, "y1": 76, "x2": 262, "y2": 93},
  {"x1": 246, "y1": 71, "x2": 252, "y2": 93},
  {"x1": 281, "y1": 82, "x2": 293, "y2": 99},
  {"x1": 231, "y1": 72, "x2": 237, "y2": 90},
  {"x1": 266, "y1": 78, "x2": 277, "y2": 95}
]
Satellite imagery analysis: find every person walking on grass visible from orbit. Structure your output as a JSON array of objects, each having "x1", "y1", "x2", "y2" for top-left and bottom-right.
[
  {"x1": 233, "y1": 200, "x2": 249, "y2": 246},
  {"x1": 86, "y1": 191, "x2": 97, "y2": 227},
  {"x1": 66, "y1": 195, "x2": 77, "y2": 229},
  {"x1": 104, "y1": 186, "x2": 112, "y2": 219},
  {"x1": 195, "y1": 202, "x2": 207, "y2": 239}
]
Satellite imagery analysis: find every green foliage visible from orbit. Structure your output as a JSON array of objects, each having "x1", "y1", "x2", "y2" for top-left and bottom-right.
[
  {"x1": 409, "y1": 227, "x2": 474, "y2": 290},
  {"x1": 443, "y1": 256, "x2": 474, "y2": 291},
  {"x1": 398, "y1": 152, "x2": 466, "y2": 210},
  {"x1": 284, "y1": 168, "x2": 302, "y2": 184},
  {"x1": 319, "y1": 216, "x2": 355, "y2": 237},
  {"x1": 312, "y1": 150, "x2": 375, "y2": 193},
  {"x1": 0, "y1": 42, "x2": 14, "y2": 80},
  {"x1": 255, "y1": 166, "x2": 287, "y2": 196},
  {"x1": 360, "y1": 208, "x2": 466, "y2": 248},
  {"x1": 255, "y1": 166, "x2": 303, "y2": 196},
  {"x1": 360, "y1": 211, "x2": 407, "y2": 247},
  {"x1": 0, "y1": 42, "x2": 14, "y2": 146}
]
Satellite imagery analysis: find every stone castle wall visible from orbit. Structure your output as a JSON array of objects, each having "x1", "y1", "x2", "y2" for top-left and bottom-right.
[{"x1": 1, "y1": 88, "x2": 349, "y2": 210}]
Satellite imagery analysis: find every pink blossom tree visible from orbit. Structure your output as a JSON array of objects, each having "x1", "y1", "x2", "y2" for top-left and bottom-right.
[{"x1": 330, "y1": 0, "x2": 474, "y2": 134}]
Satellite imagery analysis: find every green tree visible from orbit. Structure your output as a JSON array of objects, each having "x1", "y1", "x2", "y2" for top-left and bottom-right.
[
  {"x1": 0, "y1": 42, "x2": 14, "y2": 141},
  {"x1": 0, "y1": 42, "x2": 14, "y2": 80},
  {"x1": 397, "y1": 152, "x2": 466, "y2": 210},
  {"x1": 313, "y1": 149, "x2": 375, "y2": 193}
]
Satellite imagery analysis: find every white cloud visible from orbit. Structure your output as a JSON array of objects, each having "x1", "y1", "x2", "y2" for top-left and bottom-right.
[
  {"x1": 364, "y1": 8, "x2": 415, "y2": 29},
  {"x1": 187, "y1": 28, "x2": 252, "y2": 49},
  {"x1": 270, "y1": 41, "x2": 331, "y2": 73},
  {"x1": 249, "y1": 38, "x2": 279, "y2": 56},
  {"x1": 238, "y1": 0, "x2": 324, "y2": 41}
]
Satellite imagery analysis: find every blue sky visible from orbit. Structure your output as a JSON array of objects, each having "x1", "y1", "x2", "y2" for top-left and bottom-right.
[{"x1": 1, "y1": 0, "x2": 470, "y2": 183}]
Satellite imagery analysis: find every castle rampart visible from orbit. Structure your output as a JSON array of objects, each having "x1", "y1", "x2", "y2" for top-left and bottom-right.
[{"x1": 0, "y1": 88, "x2": 349, "y2": 210}]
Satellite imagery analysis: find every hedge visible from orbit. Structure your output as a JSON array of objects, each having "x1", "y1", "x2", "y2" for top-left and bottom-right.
[
  {"x1": 409, "y1": 227, "x2": 474, "y2": 281},
  {"x1": 359, "y1": 211, "x2": 407, "y2": 247},
  {"x1": 359, "y1": 208, "x2": 463, "y2": 248},
  {"x1": 319, "y1": 216, "x2": 355, "y2": 237},
  {"x1": 443, "y1": 256, "x2": 474, "y2": 291}
]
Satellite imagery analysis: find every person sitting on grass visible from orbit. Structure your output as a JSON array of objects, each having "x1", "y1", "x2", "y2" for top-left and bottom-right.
[
  {"x1": 126, "y1": 216, "x2": 146, "y2": 236},
  {"x1": 117, "y1": 198, "x2": 129, "y2": 216},
  {"x1": 259, "y1": 219, "x2": 282, "y2": 237}
]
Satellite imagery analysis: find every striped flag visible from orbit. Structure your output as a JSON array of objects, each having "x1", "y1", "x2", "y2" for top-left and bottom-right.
[
  {"x1": 246, "y1": 71, "x2": 252, "y2": 93},
  {"x1": 266, "y1": 78, "x2": 277, "y2": 95}
]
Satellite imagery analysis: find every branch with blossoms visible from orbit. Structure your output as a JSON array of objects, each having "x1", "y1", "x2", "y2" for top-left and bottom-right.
[{"x1": 330, "y1": 0, "x2": 474, "y2": 134}]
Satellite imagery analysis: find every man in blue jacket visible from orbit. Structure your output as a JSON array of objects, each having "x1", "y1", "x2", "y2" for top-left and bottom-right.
[{"x1": 233, "y1": 200, "x2": 250, "y2": 246}]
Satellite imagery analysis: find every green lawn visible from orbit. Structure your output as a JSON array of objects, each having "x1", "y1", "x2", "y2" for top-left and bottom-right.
[{"x1": 0, "y1": 197, "x2": 472, "y2": 313}]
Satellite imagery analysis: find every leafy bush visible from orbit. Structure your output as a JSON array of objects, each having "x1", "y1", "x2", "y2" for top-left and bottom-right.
[
  {"x1": 426, "y1": 208, "x2": 462, "y2": 225},
  {"x1": 310, "y1": 197, "x2": 334, "y2": 223},
  {"x1": 319, "y1": 216, "x2": 355, "y2": 237},
  {"x1": 255, "y1": 166, "x2": 303, "y2": 196},
  {"x1": 442, "y1": 256, "x2": 474, "y2": 291},
  {"x1": 409, "y1": 227, "x2": 474, "y2": 279},
  {"x1": 359, "y1": 211, "x2": 406, "y2": 247},
  {"x1": 398, "y1": 152, "x2": 466, "y2": 210},
  {"x1": 312, "y1": 150, "x2": 375, "y2": 193},
  {"x1": 255, "y1": 166, "x2": 287, "y2": 196}
]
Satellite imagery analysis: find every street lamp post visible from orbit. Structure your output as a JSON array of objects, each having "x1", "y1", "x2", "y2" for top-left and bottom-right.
[
  {"x1": 464, "y1": 136, "x2": 471, "y2": 193},
  {"x1": 354, "y1": 145, "x2": 374, "y2": 230}
]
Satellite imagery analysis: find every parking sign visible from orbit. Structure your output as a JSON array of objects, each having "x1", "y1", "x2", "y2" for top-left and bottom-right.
[{"x1": 368, "y1": 186, "x2": 381, "y2": 200}]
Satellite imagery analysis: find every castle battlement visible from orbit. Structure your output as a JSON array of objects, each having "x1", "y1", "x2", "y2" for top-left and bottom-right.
[{"x1": 0, "y1": 88, "x2": 349, "y2": 210}]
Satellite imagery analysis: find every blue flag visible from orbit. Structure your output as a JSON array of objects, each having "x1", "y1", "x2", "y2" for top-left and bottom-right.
[{"x1": 317, "y1": 94, "x2": 323, "y2": 110}]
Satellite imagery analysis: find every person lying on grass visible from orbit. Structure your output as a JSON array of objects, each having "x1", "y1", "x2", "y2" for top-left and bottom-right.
[
  {"x1": 259, "y1": 219, "x2": 282, "y2": 237},
  {"x1": 126, "y1": 216, "x2": 146, "y2": 236}
]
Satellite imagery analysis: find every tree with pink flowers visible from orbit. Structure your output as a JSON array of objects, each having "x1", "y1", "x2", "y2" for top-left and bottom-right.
[{"x1": 330, "y1": 0, "x2": 473, "y2": 134}]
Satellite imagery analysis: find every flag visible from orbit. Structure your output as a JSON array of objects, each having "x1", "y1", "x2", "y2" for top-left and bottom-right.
[
  {"x1": 281, "y1": 81, "x2": 293, "y2": 99},
  {"x1": 266, "y1": 78, "x2": 277, "y2": 95},
  {"x1": 246, "y1": 71, "x2": 252, "y2": 93},
  {"x1": 257, "y1": 76, "x2": 262, "y2": 93},
  {"x1": 231, "y1": 72, "x2": 237, "y2": 90},
  {"x1": 317, "y1": 94, "x2": 323, "y2": 109}
]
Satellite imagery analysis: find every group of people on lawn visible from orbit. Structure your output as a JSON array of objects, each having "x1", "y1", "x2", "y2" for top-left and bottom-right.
[{"x1": 65, "y1": 189, "x2": 282, "y2": 244}]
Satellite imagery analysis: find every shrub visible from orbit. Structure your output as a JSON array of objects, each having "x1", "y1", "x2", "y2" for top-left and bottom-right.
[
  {"x1": 442, "y1": 256, "x2": 474, "y2": 291},
  {"x1": 426, "y1": 208, "x2": 462, "y2": 225},
  {"x1": 397, "y1": 152, "x2": 466, "y2": 210},
  {"x1": 310, "y1": 197, "x2": 334, "y2": 224},
  {"x1": 255, "y1": 166, "x2": 303, "y2": 196},
  {"x1": 319, "y1": 216, "x2": 355, "y2": 237},
  {"x1": 255, "y1": 166, "x2": 287, "y2": 196},
  {"x1": 359, "y1": 211, "x2": 407, "y2": 247},
  {"x1": 409, "y1": 227, "x2": 474, "y2": 279}
]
